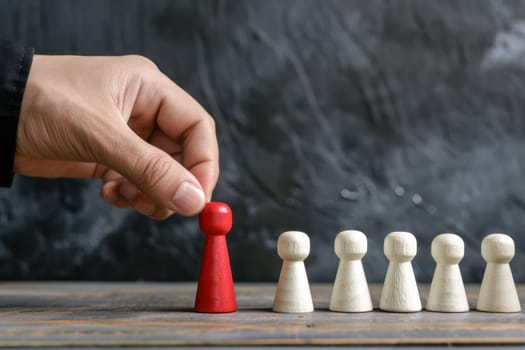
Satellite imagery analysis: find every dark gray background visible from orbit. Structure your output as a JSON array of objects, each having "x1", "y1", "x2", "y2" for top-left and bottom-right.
[{"x1": 0, "y1": 0, "x2": 524, "y2": 283}]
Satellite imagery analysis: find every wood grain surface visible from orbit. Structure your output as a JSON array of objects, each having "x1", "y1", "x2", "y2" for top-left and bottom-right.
[{"x1": 0, "y1": 282, "x2": 521, "y2": 347}]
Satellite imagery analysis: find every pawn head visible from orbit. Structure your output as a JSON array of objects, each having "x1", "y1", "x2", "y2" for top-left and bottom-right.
[
  {"x1": 334, "y1": 230, "x2": 367, "y2": 260},
  {"x1": 199, "y1": 202, "x2": 232, "y2": 236},
  {"x1": 431, "y1": 233, "x2": 464, "y2": 264},
  {"x1": 481, "y1": 233, "x2": 515, "y2": 263},
  {"x1": 384, "y1": 231, "x2": 417, "y2": 262},
  {"x1": 277, "y1": 231, "x2": 310, "y2": 261}
]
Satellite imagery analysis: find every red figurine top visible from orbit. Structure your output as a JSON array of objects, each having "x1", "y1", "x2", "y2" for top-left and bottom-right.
[{"x1": 199, "y1": 202, "x2": 232, "y2": 236}]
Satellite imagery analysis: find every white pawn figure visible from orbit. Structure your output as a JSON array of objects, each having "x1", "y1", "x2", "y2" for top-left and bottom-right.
[
  {"x1": 476, "y1": 233, "x2": 521, "y2": 313},
  {"x1": 329, "y1": 230, "x2": 373, "y2": 312},
  {"x1": 272, "y1": 231, "x2": 314, "y2": 313},
  {"x1": 426, "y1": 233, "x2": 469, "y2": 312},
  {"x1": 379, "y1": 231, "x2": 421, "y2": 312}
]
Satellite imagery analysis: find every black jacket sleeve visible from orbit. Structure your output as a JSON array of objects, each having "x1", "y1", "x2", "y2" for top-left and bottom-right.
[{"x1": 0, "y1": 41, "x2": 34, "y2": 187}]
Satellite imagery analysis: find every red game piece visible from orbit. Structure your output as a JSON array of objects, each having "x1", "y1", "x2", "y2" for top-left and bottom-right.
[{"x1": 194, "y1": 202, "x2": 237, "y2": 313}]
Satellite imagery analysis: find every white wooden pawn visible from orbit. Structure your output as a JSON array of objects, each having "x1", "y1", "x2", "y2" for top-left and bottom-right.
[
  {"x1": 379, "y1": 231, "x2": 421, "y2": 312},
  {"x1": 329, "y1": 230, "x2": 373, "y2": 312},
  {"x1": 426, "y1": 233, "x2": 469, "y2": 312},
  {"x1": 272, "y1": 231, "x2": 314, "y2": 313},
  {"x1": 476, "y1": 233, "x2": 521, "y2": 313}
]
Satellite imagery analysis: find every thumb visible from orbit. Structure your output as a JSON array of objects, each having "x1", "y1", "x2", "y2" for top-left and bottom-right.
[{"x1": 105, "y1": 130, "x2": 206, "y2": 216}]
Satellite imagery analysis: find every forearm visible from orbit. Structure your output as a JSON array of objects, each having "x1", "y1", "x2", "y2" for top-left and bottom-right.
[{"x1": 0, "y1": 41, "x2": 34, "y2": 187}]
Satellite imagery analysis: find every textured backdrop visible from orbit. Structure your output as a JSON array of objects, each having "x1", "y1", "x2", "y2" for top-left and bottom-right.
[{"x1": 0, "y1": 0, "x2": 525, "y2": 283}]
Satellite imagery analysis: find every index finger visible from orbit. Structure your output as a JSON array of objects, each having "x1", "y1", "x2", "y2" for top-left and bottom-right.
[{"x1": 150, "y1": 74, "x2": 219, "y2": 201}]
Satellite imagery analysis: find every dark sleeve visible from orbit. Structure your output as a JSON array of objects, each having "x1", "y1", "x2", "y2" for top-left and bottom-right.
[{"x1": 0, "y1": 41, "x2": 34, "y2": 187}]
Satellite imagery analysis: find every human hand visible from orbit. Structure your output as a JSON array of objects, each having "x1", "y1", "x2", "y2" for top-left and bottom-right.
[{"x1": 15, "y1": 55, "x2": 219, "y2": 219}]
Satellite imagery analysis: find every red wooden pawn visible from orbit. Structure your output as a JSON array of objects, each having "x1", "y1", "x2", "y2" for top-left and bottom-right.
[{"x1": 194, "y1": 202, "x2": 237, "y2": 313}]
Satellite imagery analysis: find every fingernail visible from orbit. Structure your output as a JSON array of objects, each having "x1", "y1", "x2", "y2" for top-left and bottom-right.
[
  {"x1": 135, "y1": 201, "x2": 155, "y2": 217},
  {"x1": 120, "y1": 182, "x2": 139, "y2": 203},
  {"x1": 173, "y1": 181, "x2": 205, "y2": 214}
]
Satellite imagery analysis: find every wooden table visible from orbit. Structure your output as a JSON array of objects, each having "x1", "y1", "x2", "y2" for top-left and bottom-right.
[{"x1": 0, "y1": 282, "x2": 522, "y2": 348}]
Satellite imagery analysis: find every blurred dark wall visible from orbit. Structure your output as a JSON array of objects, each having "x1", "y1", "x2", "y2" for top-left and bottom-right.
[{"x1": 1, "y1": 0, "x2": 525, "y2": 283}]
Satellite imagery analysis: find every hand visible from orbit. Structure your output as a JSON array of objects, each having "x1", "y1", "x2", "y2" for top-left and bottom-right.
[{"x1": 15, "y1": 55, "x2": 219, "y2": 219}]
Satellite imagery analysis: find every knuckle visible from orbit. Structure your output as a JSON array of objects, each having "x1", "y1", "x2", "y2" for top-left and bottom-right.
[
  {"x1": 136, "y1": 153, "x2": 174, "y2": 192},
  {"x1": 124, "y1": 54, "x2": 159, "y2": 70},
  {"x1": 207, "y1": 115, "x2": 216, "y2": 131},
  {"x1": 122, "y1": 55, "x2": 160, "y2": 84}
]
